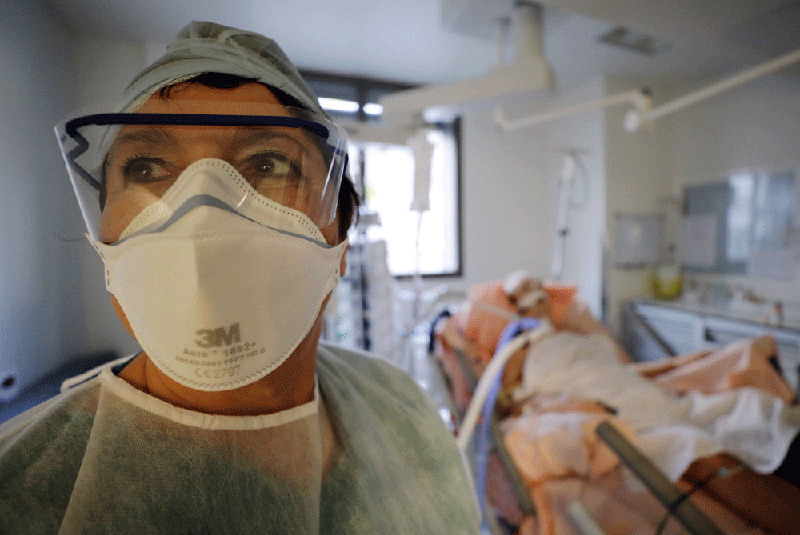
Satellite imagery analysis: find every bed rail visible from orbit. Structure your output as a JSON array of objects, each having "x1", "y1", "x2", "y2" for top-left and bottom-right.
[
  {"x1": 447, "y1": 345, "x2": 537, "y2": 518},
  {"x1": 620, "y1": 301, "x2": 677, "y2": 361},
  {"x1": 596, "y1": 421, "x2": 724, "y2": 535}
]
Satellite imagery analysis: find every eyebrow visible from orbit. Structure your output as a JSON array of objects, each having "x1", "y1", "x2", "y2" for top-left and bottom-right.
[
  {"x1": 106, "y1": 124, "x2": 329, "y2": 170},
  {"x1": 110, "y1": 126, "x2": 317, "y2": 151},
  {"x1": 109, "y1": 127, "x2": 175, "y2": 154},
  {"x1": 233, "y1": 128, "x2": 330, "y2": 169},
  {"x1": 234, "y1": 128, "x2": 316, "y2": 153}
]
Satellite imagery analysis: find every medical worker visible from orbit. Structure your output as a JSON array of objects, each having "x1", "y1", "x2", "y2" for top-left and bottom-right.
[{"x1": 0, "y1": 22, "x2": 480, "y2": 534}]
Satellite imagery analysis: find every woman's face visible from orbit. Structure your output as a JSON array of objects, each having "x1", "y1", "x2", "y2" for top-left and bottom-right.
[{"x1": 99, "y1": 82, "x2": 340, "y2": 245}]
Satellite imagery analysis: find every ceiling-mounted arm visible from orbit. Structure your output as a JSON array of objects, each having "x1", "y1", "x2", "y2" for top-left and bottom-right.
[
  {"x1": 494, "y1": 88, "x2": 652, "y2": 131},
  {"x1": 378, "y1": 1, "x2": 553, "y2": 123},
  {"x1": 495, "y1": 16, "x2": 511, "y2": 65},
  {"x1": 626, "y1": 47, "x2": 800, "y2": 131},
  {"x1": 513, "y1": 0, "x2": 544, "y2": 61}
]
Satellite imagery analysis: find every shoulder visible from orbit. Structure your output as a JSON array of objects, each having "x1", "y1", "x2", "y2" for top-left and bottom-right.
[
  {"x1": 317, "y1": 343, "x2": 481, "y2": 534},
  {"x1": 0, "y1": 381, "x2": 99, "y2": 531},
  {"x1": 317, "y1": 342, "x2": 401, "y2": 378},
  {"x1": 317, "y1": 343, "x2": 434, "y2": 416},
  {"x1": 316, "y1": 342, "x2": 457, "y2": 458},
  {"x1": 0, "y1": 379, "x2": 99, "y2": 448}
]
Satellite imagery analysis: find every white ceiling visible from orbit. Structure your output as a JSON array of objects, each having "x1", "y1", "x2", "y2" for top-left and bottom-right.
[{"x1": 45, "y1": 0, "x2": 800, "y2": 89}]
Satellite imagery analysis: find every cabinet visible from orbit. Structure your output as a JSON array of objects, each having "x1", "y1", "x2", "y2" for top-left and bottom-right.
[
  {"x1": 633, "y1": 303, "x2": 703, "y2": 356},
  {"x1": 626, "y1": 300, "x2": 800, "y2": 393}
]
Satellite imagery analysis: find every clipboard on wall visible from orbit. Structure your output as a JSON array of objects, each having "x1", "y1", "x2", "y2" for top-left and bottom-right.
[{"x1": 613, "y1": 213, "x2": 665, "y2": 268}]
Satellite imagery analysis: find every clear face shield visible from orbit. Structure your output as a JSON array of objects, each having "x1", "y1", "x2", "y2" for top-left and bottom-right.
[{"x1": 55, "y1": 104, "x2": 349, "y2": 243}]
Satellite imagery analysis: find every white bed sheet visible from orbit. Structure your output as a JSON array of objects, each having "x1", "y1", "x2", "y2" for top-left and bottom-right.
[{"x1": 514, "y1": 332, "x2": 800, "y2": 480}]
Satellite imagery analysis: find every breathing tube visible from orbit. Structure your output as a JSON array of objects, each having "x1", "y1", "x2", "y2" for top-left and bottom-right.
[{"x1": 456, "y1": 318, "x2": 552, "y2": 515}]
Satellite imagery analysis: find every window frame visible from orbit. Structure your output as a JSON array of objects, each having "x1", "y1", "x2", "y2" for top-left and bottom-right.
[{"x1": 301, "y1": 70, "x2": 463, "y2": 278}]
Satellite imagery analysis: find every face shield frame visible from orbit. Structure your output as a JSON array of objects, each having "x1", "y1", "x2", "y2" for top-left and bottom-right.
[{"x1": 56, "y1": 110, "x2": 349, "y2": 241}]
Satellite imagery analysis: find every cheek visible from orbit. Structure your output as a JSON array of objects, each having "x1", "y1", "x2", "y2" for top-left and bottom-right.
[
  {"x1": 319, "y1": 218, "x2": 341, "y2": 246},
  {"x1": 318, "y1": 219, "x2": 347, "y2": 275},
  {"x1": 110, "y1": 293, "x2": 137, "y2": 340},
  {"x1": 99, "y1": 191, "x2": 160, "y2": 243}
]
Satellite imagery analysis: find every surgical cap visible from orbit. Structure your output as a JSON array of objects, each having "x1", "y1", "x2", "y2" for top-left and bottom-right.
[{"x1": 121, "y1": 21, "x2": 327, "y2": 117}]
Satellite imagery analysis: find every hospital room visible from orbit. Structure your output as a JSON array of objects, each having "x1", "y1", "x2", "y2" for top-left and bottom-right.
[{"x1": 1, "y1": 0, "x2": 799, "y2": 533}]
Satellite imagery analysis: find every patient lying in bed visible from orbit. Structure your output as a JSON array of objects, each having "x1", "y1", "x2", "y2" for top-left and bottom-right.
[{"x1": 433, "y1": 272, "x2": 800, "y2": 535}]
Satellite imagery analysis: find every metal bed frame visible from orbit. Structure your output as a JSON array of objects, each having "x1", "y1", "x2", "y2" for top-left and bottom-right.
[{"x1": 428, "y1": 315, "x2": 725, "y2": 534}]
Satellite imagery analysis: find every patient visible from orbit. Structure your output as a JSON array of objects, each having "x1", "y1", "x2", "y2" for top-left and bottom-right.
[
  {"x1": 435, "y1": 271, "x2": 800, "y2": 534},
  {"x1": 437, "y1": 270, "x2": 628, "y2": 393}
]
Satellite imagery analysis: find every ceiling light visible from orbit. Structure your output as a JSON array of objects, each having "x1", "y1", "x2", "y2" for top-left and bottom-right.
[
  {"x1": 362, "y1": 103, "x2": 384, "y2": 116},
  {"x1": 318, "y1": 97, "x2": 359, "y2": 114}
]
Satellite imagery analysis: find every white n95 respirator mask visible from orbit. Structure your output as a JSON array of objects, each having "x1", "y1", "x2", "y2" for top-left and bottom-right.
[{"x1": 90, "y1": 159, "x2": 348, "y2": 391}]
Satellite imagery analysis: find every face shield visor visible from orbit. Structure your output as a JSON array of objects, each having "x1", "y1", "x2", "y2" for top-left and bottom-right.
[{"x1": 55, "y1": 104, "x2": 348, "y2": 243}]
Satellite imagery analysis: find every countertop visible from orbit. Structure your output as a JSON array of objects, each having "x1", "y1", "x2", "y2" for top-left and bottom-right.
[{"x1": 634, "y1": 298, "x2": 800, "y2": 334}]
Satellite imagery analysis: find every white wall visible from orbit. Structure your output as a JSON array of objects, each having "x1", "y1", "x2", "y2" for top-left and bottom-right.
[
  {"x1": 456, "y1": 79, "x2": 607, "y2": 314},
  {"x1": 0, "y1": 3, "x2": 82, "y2": 396},
  {"x1": 0, "y1": 7, "x2": 149, "y2": 396},
  {"x1": 68, "y1": 39, "x2": 149, "y2": 358},
  {"x1": 73, "y1": 39, "x2": 148, "y2": 105},
  {"x1": 542, "y1": 80, "x2": 606, "y2": 316},
  {"x1": 669, "y1": 73, "x2": 800, "y2": 308},
  {"x1": 458, "y1": 105, "x2": 550, "y2": 287},
  {"x1": 603, "y1": 78, "x2": 674, "y2": 333}
]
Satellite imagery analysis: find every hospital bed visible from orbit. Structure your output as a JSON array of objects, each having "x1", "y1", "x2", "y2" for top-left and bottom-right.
[{"x1": 426, "y1": 280, "x2": 800, "y2": 535}]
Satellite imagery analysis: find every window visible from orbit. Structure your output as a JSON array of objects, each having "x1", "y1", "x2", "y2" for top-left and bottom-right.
[
  {"x1": 302, "y1": 71, "x2": 462, "y2": 277},
  {"x1": 684, "y1": 170, "x2": 798, "y2": 273},
  {"x1": 726, "y1": 173, "x2": 754, "y2": 262},
  {"x1": 348, "y1": 127, "x2": 460, "y2": 276}
]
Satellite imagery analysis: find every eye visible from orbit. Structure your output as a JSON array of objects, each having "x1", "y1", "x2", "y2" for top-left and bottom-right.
[
  {"x1": 122, "y1": 157, "x2": 172, "y2": 183},
  {"x1": 241, "y1": 151, "x2": 300, "y2": 181}
]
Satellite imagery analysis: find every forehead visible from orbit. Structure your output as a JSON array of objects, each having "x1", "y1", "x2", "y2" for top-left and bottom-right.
[
  {"x1": 135, "y1": 82, "x2": 289, "y2": 115},
  {"x1": 111, "y1": 82, "x2": 316, "y2": 151}
]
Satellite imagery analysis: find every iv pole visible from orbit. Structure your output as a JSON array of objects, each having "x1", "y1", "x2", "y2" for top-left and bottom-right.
[
  {"x1": 550, "y1": 149, "x2": 589, "y2": 281},
  {"x1": 551, "y1": 151, "x2": 575, "y2": 280}
]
